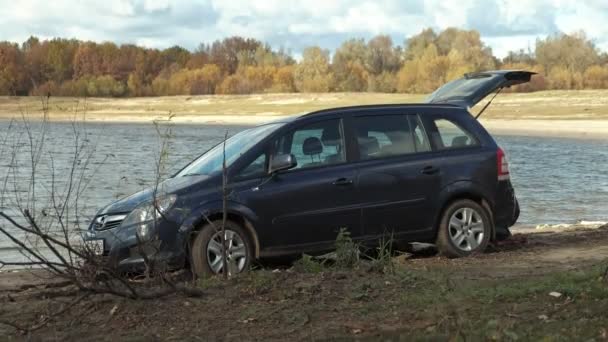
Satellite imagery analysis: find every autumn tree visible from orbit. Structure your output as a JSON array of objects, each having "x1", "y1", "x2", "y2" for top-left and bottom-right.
[
  {"x1": 584, "y1": 65, "x2": 608, "y2": 89},
  {"x1": 7, "y1": 29, "x2": 608, "y2": 96},
  {"x1": 45, "y1": 38, "x2": 78, "y2": 83},
  {"x1": 209, "y1": 37, "x2": 262, "y2": 75},
  {"x1": 294, "y1": 46, "x2": 333, "y2": 92},
  {"x1": 435, "y1": 28, "x2": 496, "y2": 70},
  {"x1": 187, "y1": 46, "x2": 210, "y2": 69},
  {"x1": 398, "y1": 28, "x2": 496, "y2": 93},
  {"x1": 190, "y1": 64, "x2": 222, "y2": 94},
  {"x1": 73, "y1": 42, "x2": 101, "y2": 79},
  {"x1": 403, "y1": 28, "x2": 436, "y2": 61},
  {"x1": 271, "y1": 65, "x2": 296, "y2": 92},
  {"x1": 162, "y1": 46, "x2": 191, "y2": 68},
  {"x1": 0, "y1": 42, "x2": 25, "y2": 94},
  {"x1": 21, "y1": 36, "x2": 49, "y2": 90},
  {"x1": 332, "y1": 39, "x2": 368, "y2": 91},
  {"x1": 536, "y1": 32, "x2": 599, "y2": 74},
  {"x1": 364, "y1": 35, "x2": 401, "y2": 92}
]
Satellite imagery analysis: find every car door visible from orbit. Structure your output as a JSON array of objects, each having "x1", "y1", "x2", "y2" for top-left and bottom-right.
[
  {"x1": 237, "y1": 116, "x2": 361, "y2": 251},
  {"x1": 419, "y1": 112, "x2": 491, "y2": 197},
  {"x1": 425, "y1": 70, "x2": 535, "y2": 108},
  {"x1": 350, "y1": 109, "x2": 441, "y2": 239}
]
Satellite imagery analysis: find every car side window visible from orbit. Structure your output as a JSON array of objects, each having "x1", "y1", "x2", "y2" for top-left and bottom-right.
[
  {"x1": 431, "y1": 118, "x2": 478, "y2": 150},
  {"x1": 275, "y1": 119, "x2": 345, "y2": 170},
  {"x1": 353, "y1": 115, "x2": 418, "y2": 160},
  {"x1": 238, "y1": 152, "x2": 266, "y2": 178}
]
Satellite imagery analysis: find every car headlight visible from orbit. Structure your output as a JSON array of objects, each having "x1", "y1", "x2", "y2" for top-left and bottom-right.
[{"x1": 121, "y1": 194, "x2": 177, "y2": 240}]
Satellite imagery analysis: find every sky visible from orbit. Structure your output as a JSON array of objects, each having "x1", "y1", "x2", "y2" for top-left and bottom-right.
[{"x1": 1, "y1": 0, "x2": 607, "y2": 59}]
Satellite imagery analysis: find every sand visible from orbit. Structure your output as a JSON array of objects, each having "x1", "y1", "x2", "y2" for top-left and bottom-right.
[{"x1": 1, "y1": 92, "x2": 608, "y2": 139}]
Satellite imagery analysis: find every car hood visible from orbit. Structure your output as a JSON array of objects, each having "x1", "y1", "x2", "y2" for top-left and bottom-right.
[
  {"x1": 98, "y1": 174, "x2": 212, "y2": 215},
  {"x1": 425, "y1": 70, "x2": 535, "y2": 108}
]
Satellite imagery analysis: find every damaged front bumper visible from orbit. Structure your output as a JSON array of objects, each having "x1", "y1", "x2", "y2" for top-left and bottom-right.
[{"x1": 83, "y1": 217, "x2": 187, "y2": 273}]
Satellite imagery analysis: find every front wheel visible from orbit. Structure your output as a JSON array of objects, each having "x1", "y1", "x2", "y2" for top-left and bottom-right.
[
  {"x1": 190, "y1": 220, "x2": 253, "y2": 278},
  {"x1": 436, "y1": 200, "x2": 491, "y2": 258}
]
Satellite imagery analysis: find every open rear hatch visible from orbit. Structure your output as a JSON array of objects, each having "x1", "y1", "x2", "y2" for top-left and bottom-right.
[{"x1": 425, "y1": 70, "x2": 536, "y2": 115}]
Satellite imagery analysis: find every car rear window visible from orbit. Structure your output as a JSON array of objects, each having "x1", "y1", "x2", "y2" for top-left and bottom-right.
[{"x1": 430, "y1": 118, "x2": 478, "y2": 150}]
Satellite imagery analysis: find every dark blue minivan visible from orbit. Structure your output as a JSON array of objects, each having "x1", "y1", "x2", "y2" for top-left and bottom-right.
[{"x1": 85, "y1": 70, "x2": 530, "y2": 277}]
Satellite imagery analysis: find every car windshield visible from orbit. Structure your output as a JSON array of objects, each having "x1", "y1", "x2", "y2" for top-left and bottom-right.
[{"x1": 176, "y1": 123, "x2": 284, "y2": 177}]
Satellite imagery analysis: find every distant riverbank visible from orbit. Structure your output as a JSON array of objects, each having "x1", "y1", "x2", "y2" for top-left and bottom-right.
[{"x1": 1, "y1": 91, "x2": 608, "y2": 139}]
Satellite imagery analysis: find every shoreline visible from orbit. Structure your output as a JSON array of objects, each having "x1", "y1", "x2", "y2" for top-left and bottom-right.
[
  {"x1": 1, "y1": 114, "x2": 607, "y2": 140},
  {"x1": 2, "y1": 91, "x2": 608, "y2": 139}
]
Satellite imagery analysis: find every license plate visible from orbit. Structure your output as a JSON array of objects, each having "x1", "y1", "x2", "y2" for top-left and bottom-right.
[{"x1": 85, "y1": 239, "x2": 104, "y2": 256}]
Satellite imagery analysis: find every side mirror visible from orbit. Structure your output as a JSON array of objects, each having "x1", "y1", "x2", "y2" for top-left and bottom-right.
[{"x1": 269, "y1": 154, "x2": 297, "y2": 174}]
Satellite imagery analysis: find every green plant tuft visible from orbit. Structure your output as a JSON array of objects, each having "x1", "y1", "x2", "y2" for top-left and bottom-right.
[
  {"x1": 335, "y1": 228, "x2": 359, "y2": 269},
  {"x1": 293, "y1": 254, "x2": 325, "y2": 273}
]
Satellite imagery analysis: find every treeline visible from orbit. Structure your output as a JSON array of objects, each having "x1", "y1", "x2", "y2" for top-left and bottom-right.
[{"x1": 1, "y1": 28, "x2": 608, "y2": 97}]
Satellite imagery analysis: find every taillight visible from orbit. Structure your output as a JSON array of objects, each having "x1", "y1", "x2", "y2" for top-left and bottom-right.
[{"x1": 497, "y1": 147, "x2": 510, "y2": 181}]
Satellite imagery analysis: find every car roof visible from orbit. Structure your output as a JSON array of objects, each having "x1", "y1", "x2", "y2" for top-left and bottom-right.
[{"x1": 297, "y1": 103, "x2": 463, "y2": 119}]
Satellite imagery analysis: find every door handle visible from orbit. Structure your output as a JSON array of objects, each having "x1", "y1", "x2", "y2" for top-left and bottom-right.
[
  {"x1": 421, "y1": 166, "x2": 440, "y2": 175},
  {"x1": 332, "y1": 178, "x2": 354, "y2": 186}
]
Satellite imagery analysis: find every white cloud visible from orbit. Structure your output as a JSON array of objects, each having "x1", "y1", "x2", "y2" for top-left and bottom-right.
[{"x1": 0, "y1": 0, "x2": 607, "y2": 58}]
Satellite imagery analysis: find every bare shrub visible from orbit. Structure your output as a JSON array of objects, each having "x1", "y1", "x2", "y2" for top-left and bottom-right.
[{"x1": 0, "y1": 97, "x2": 203, "y2": 333}]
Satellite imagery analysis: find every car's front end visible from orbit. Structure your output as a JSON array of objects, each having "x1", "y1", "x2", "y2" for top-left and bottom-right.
[
  {"x1": 83, "y1": 122, "x2": 286, "y2": 273},
  {"x1": 84, "y1": 190, "x2": 188, "y2": 272}
]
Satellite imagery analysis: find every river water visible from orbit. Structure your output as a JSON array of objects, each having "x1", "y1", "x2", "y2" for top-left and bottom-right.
[{"x1": 0, "y1": 121, "x2": 606, "y2": 262}]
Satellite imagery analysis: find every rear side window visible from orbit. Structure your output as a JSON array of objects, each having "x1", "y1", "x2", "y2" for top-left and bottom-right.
[
  {"x1": 353, "y1": 115, "x2": 424, "y2": 160},
  {"x1": 431, "y1": 118, "x2": 478, "y2": 150}
]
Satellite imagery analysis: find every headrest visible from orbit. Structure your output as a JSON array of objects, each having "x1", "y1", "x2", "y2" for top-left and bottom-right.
[
  {"x1": 451, "y1": 136, "x2": 469, "y2": 147},
  {"x1": 358, "y1": 136, "x2": 380, "y2": 157},
  {"x1": 321, "y1": 126, "x2": 341, "y2": 146},
  {"x1": 302, "y1": 137, "x2": 323, "y2": 155}
]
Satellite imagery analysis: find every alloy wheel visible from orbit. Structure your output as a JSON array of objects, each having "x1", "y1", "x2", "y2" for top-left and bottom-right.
[
  {"x1": 206, "y1": 229, "x2": 247, "y2": 275},
  {"x1": 448, "y1": 207, "x2": 485, "y2": 252}
]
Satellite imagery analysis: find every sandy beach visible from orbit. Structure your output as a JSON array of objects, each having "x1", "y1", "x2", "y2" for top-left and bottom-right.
[
  {"x1": 1, "y1": 91, "x2": 608, "y2": 139},
  {"x1": 479, "y1": 118, "x2": 608, "y2": 139}
]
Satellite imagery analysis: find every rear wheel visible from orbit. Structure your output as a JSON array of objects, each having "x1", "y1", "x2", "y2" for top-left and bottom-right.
[
  {"x1": 191, "y1": 220, "x2": 253, "y2": 278},
  {"x1": 436, "y1": 199, "x2": 491, "y2": 258}
]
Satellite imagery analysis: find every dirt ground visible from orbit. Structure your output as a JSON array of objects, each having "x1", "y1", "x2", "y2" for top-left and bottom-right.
[{"x1": 2, "y1": 225, "x2": 608, "y2": 341}]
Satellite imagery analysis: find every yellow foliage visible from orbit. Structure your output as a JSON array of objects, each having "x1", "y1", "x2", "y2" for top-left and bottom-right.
[
  {"x1": 216, "y1": 66, "x2": 277, "y2": 94},
  {"x1": 396, "y1": 60, "x2": 419, "y2": 93},
  {"x1": 549, "y1": 66, "x2": 573, "y2": 90},
  {"x1": 584, "y1": 65, "x2": 608, "y2": 89},
  {"x1": 271, "y1": 66, "x2": 296, "y2": 92},
  {"x1": 215, "y1": 75, "x2": 243, "y2": 94}
]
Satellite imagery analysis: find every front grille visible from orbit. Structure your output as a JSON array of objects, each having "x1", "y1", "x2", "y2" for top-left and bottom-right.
[{"x1": 93, "y1": 214, "x2": 127, "y2": 231}]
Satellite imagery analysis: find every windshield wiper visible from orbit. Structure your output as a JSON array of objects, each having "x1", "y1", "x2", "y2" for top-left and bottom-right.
[
  {"x1": 182, "y1": 173, "x2": 205, "y2": 177},
  {"x1": 475, "y1": 87, "x2": 503, "y2": 119}
]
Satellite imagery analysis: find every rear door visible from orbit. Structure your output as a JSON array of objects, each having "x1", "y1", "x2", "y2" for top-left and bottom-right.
[
  {"x1": 349, "y1": 108, "x2": 441, "y2": 239},
  {"x1": 419, "y1": 111, "x2": 495, "y2": 206},
  {"x1": 425, "y1": 70, "x2": 535, "y2": 108}
]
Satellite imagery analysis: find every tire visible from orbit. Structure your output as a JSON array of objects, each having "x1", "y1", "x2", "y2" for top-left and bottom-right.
[
  {"x1": 190, "y1": 220, "x2": 253, "y2": 278},
  {"x1": 436, "y1": 199, "x2": 491, "y2": 258}
]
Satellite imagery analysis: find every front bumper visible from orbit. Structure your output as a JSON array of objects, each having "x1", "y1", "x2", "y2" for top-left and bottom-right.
[{"x1": 83, "y1": 218, "x2": 186, "y2": 273}]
